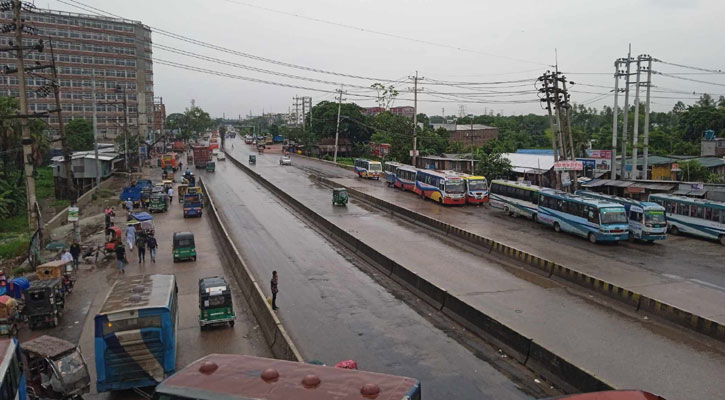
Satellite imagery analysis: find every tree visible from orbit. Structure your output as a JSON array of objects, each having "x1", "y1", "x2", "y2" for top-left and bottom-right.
[
  {"x1": 370, "y1": 83, "x2": 399, "y2": 109},
  {"x1": 65, "y1": 118, "x2": 94, "y2": 151},
  {"x1": 473, "y1": 148, "x2": 512, "y2": 180},
  {"x1": 308, "y1": 101, "x2": 372, "y2": 148},
  {"x1": 678, "y1": 160, "x2": 721, "y2": 183}
]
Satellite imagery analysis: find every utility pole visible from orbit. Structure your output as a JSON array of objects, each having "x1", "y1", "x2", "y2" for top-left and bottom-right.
[
  {"x1": 620, "y1": 45, "x2": 632, "y2": 179},
  {"x1": 631, "y1": 56, "x2": 642, "y2": 180},
  {"x1": 611, "y1": 59, "x2": 620, "y2": 179},
  {"x1": 92, "y1": 71, "x2": 101, "y2": 189},
  {"x1": 642, "y1": 56, "x2": 653, "y2": 180},
  {"x1": 13, "y1": 0, "x2": 38, "y2": 230},
  {"x1": 539, "y1": 71, "x2": 561, "y2": 189},
  {"x1": 48, "y1": 40, "x2": 76, "y2": 206},
  {"x1": 410, "y1": 71, "x2": 423, "y2": 167},
  {"x1": 333, "y1": 86, "x2": 345, "y2": 163}
]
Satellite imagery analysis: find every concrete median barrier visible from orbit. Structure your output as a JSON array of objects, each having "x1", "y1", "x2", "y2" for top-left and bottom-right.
[
  {"x1": 526, "y1": 341, "x2": 613, "y2": 394},
  {"x1": 224, "y1": 151, "x2": 614, "y2": 390},
  {"x1": 442, "y1": 294, "x2": 532, "y2": 364},
  {"x1": 201, "y1": 177, "x2": 303, "y2": 362}
]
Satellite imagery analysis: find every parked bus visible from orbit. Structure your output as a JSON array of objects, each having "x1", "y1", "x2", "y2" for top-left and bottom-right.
[
  {"x1": 382, "y1": 161, "x2": 402, "y2": 187},
  {"x1": 414, "y1": 170, "x2": 466, "y2": 205},
  {"x1": 576, "y1": 191, "x2": 667, "y2": 242},
  {"x1": 153, "y1": 354, "x2": 421, "y2": 400},
  {"x1": 95, "y1": 274, "x2": 179, "y2": 392},
  {"x1": 649, "y1": 194, "x2": 725, "y2": 245},
  {"x1": 450, "y1": 172, "x2": 488, "y2": 204},
  {"x1": 538, "y1": 190, "x2": 629, "y2": 243},
  {"x1": 394, "y1": 165, "x2": 418, "y2": 192},
  {"x1": 489, "y1": 180, "x2": 544, "y2": 220},
  {"x1": 353, "y1": 159, "x2": 383, "y2": 180},
  {"x1": 0, "y1": 338, "x2": 27, "y2": 400}
]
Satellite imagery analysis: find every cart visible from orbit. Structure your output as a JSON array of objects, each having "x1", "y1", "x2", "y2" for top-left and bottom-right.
[{"x1": 333, "y1": 188, "x2": 348, "y2": 206}]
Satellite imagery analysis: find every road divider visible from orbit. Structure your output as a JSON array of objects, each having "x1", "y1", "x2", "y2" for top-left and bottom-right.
[
  {"x1": 225, "y1": 150, "x2": 613, "y2": 393},
  {"x1": 312, "y1": 174, "x2": 725, "y2": 344},
  {"x1": 200, "y1": 177, "x2": 303, "y2": 362}
]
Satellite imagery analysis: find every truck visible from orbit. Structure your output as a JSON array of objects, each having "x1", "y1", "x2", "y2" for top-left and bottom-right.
[
  {"x1": 120, "y1": 186, "x2": 141, "y2": 206},
  {"x1": 192, "y1": 145, "x2": 211, "y2": 169},
  {"x1": 273, "y1": 135, "x2": 284, "y2": 143},
  {"x1": 173, "y1": 141, "x2": 186, "y2": 152},
  {"x1": 209, "y1": 138, "x2": 219, "y2": 150},
  {"x1": 161, "y1": 153, "x2": 179, "y2": 171}
]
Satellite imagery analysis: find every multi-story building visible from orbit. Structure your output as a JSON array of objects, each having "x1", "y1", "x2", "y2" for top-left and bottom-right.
[{"x1": 0, "y1": 8, "x2": 154, "y2": 142}]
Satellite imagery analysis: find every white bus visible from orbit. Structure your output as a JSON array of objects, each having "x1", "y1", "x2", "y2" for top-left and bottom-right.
[
  {"x1": 649, "y1": 194, "x2": 725, "y2": 245},
  {"x1": 538, "y1": 189, "x2": 629, "y2": 243},
  {"x1": 489, "y1": 180, "x2": 544, "y2": 220},
  {"x1": 576, "y1": 191, "x2": 667, "y2": 242}
]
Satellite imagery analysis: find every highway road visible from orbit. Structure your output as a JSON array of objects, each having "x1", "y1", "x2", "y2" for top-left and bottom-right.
[
  {"x1": 203, "y1": 159, "x2": 542, "y2": 400},
  {"x1": 222, "y1": 138, "x2": 725, "y2": 400},
  {"x1": 272, "y1": 146, "x2": 725, "y2": 326},
  {"x1": 22, "y1": 167, "x2": 272, "y2": 400}
]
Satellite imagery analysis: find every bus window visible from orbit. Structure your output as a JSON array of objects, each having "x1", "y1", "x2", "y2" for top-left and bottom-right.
[
  {"x1": 705, "y1": 207, "x2": 712, "y2": 221},
  {"x1": 587, "y1": 207, "x2": 599, "y2": 223},
  {"x1": 696, "y1": 206, "x2": 704, "y2": 219},
  {"x1": 629, "y1": 210, "x2": 641, "y2": 222},
  {"x1": 645, "y1": 210, "x2": 666, "y2": 224},
  {"x1": 600, "y1": 207, "x2": 627, "y2": 224},
  {"x1": 711, "y1": 208, "x2": 721, "y2": 222}
]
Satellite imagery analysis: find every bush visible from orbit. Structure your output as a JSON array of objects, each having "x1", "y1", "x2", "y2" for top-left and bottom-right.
[
  {"x1": 322, "y1": 154, "x2": 332, "y2": 161},
  {"x1": 0, "y1": 234, "x2": 29, "y2": 260}
]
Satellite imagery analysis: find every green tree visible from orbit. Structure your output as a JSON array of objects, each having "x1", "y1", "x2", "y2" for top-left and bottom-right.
[
  {"x1": 309, "y1": 101, "x2": 372, "y2": 149},
  {"x1": 370, "y1": 83, "x2": 399, "y2": 109},
  {"x1": 678, "y1": 160, "x2": 721, "y2": 183},
  {"x1": 473, "y1": 148, "x2": 512, "y2": 180},
  {"x1": 65, "y1": 118, "x2": 94, "y2": 151}
]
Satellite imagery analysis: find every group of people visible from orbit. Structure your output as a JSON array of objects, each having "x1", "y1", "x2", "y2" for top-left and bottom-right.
[{"x1": 115, "y1": 223, "x2": 158, "y2": 273}]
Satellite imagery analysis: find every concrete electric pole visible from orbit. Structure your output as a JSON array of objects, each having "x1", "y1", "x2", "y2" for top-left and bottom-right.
[
  {"x1": 333, "y1": 86, "x2": 346, "y2": 163},
  {"x1": 410, "y1": 71, "x2": 423, "y2": 167}
]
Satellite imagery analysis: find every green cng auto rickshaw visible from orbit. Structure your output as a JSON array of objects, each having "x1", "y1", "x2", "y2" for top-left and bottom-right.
[
  {"x1": 173, "y1": 231, "x2": 196, "y2": 262},
  {"x1": 149, "y1": 193, "x2": 168, "y2": 212},
  {"x1": 249, "y1": 154, "x2": 256, "y2": 165},
  {"x1": 206, "y1": 161, "x2": 215, "y2": 172},
  {"x1": 333, "y1": 188, "x2": 348, "y2": 206},
  {"x1": 198, "y1": 276, "x2": 235, "y2": 329}
]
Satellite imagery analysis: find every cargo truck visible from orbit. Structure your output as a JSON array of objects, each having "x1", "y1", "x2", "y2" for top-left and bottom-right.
[{"x1": 192, "y1": 145, "x2": 211, "y2": 169}]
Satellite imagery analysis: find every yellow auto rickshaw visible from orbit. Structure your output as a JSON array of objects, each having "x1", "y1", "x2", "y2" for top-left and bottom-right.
[{"x1": 163, "y1": 180, "x2": 174, "y2": 191}]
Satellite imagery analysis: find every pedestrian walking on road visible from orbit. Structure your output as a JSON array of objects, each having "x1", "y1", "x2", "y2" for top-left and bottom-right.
[
  {"x1": 271, "y1": 271, "x2": 279, "y2": 310},
  {"x1": 115, "y1": 242, "x2": 126, "y2": 273},
  {"x1": 179, "y1": 161, "x2": 183, "y2": 171},
  {"x1": 60, "y1": 248, "x2": 73, "y2": 264},
  {"x1": 167, "y1": 187, "x2": 174, "y2": 203},
  {"x1": 69, "y1": 241, "x2": 81, "y2": 269},
  {"x1": 147, "y1": 234, "x2": 158, "y2": 263},
  {"x1": 126, "y1": 224, "x2": 136, "y2": 251},
  {"x1": 136, "y1": 233, "x2": 147, "y2": 263}
]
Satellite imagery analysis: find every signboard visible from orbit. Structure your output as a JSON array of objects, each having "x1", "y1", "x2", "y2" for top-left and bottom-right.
[
  {"x1": 409, "y1": 150, "x2": 419, "y2": 157},
  {"x1": 671, "y1": 163, "x2": 681, "y2": 172},
  {"x1": 554, "y1": 160, "x2": 583, "y2": 171},
  {"x1": 561, "y1": 172, "x2": 572, "y2": 187},
  {"x1": 587, "y1": 149, "x2": 612, "y2": 160},
  {"x1": 68, "y1": 206, "x2": 79, "y2": 222},
  {"x1": 691, "y1": 183, "x2": 704, "y2": 190}
]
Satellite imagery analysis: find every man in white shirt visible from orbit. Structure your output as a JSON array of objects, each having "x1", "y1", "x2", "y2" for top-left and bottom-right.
[
  {"x1": 60, "y1": 248, "x2": 73, "y2": 263},
  {"x1": 167, "y1": 187, "x2": 174, "y2": 203}
]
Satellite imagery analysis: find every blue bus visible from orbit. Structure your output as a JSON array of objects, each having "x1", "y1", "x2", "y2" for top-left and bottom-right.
[
  {"x1": 414, "y1": 169, "x2": 466, "y2": 205},
  {"x1": 489, "y1": 180, "x2": 545, "y2": 219},
  {"x1": 576, "y1": 190, "x2": 667, "y2": 242},
  {"x1": 538, "y1": 190, "x2": 629, "y2": 243},
  {"x1": 0, "y1": 338, "x2": 27, "y2": 400},
  {"x1": 649, "y1": 193, "x2": 725, "y2": 245},
  {"x1": 382, "y1": 161, "x2": 402, "y2": 187},
  {"x1": 95, "y1": 274, "x2": 179, "y2": 392}
]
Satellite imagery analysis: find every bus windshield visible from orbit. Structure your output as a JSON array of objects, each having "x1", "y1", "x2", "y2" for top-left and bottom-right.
[
  {"x1": 645, "y1": 210, "x2": 666, "y2": 224},
  {"x1": 369, "y1": 163, "x2": 382, "y2": 171},
  {"x1": 445, "y1": 181, "x2": 465, "y2": 194},
  {"x1": 599, "y1": 207, "x2": 627, "y2": 225},
  {"x1": 468, "y1": 179, "x2": 487, "y2": 191}
]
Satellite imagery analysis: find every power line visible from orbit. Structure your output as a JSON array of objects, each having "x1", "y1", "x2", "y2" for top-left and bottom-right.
[
  {"x1": 653, "y1": 59, "x2": 724, "y2": 74},
  {"x1": 216, "y1": 0, "x2": 553, "y2": 67},
  {"x1": 653, "y1": 71, "x2": 725, "y2": 88}
]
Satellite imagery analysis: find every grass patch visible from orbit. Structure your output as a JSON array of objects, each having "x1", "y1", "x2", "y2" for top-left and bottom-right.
[
  {"x1": 98, "y1": 189, "x2": 115, "y2": 198},
  {"x1": 0, "y1": 233, "x2": 29, "y2": 260},
  {"x1": 0, "y1": 214, "x2": 29, "y2": 234},
  {"x1": 333, "y1": 157, "x2": 355, "y2": 166},
  {"x1": 36, "y1": 166, "x2": 55, "y2": 200}
]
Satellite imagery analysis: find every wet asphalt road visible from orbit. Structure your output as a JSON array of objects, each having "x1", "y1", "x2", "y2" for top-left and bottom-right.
[
  {"x1": 220, "y1": 139, "x2": 725, "y2": 400},
  {"x1": 20, "y1": 166, "x2": 272, "y2": 400},
  {"x1": 202, "y1": 158, "x2": 538, "y2": 400},
  {"x1": 276, "y1": 147, "x2": 725, "y2": 324}
]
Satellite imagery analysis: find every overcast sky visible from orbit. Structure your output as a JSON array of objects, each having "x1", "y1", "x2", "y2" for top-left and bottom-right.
[{"x1": 49, "y1": 0, "x2": 725, "y2": 118}]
